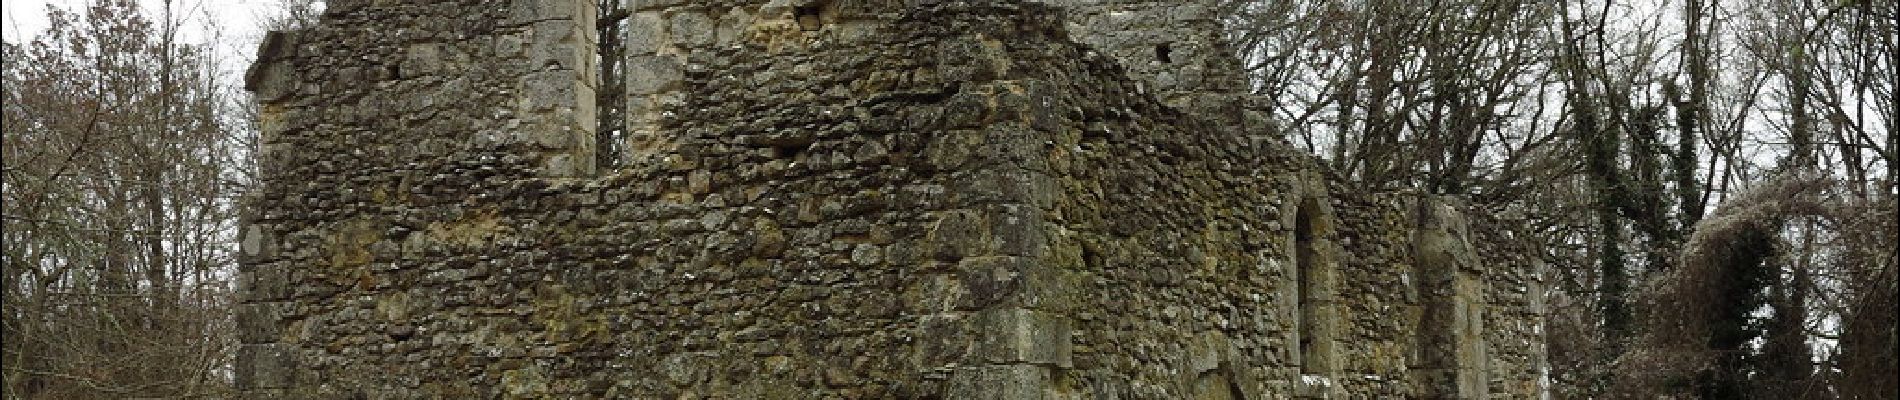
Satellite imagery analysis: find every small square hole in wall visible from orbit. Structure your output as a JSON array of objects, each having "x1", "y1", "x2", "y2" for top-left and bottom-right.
[
  {"x1": 772, "y1": 141, "x2": 812, "y2": 159},
  {"x1": 1155, "y1": 43, "x2": 1174, "y2": 64},
  {"x1": 796, "y1": 5, "x2": 824, "y2": 31}
]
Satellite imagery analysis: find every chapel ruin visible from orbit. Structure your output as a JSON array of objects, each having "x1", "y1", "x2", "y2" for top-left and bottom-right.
[{"x1": 236, "y1": 0, "x2": 1547, "y2": 398}]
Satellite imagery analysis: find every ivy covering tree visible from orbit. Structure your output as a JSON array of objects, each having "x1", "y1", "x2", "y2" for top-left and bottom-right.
[{"x1": 1222, "y1": 0, "x2": 1895, "y2": 397}]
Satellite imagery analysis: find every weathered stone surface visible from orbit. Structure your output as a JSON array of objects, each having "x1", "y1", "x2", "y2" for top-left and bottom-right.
[
  {"x1": 624, "y1": 55, "x2": 683, "y2": 95},
  {"x1": 234, "y1": 0, "x2": 1546, "y2": 398},
  {"x1": 235, "y1": 302, "x2": 288, "y2": 344},
  {"x1": 234, "y1": 344, "x2": 296, "y2": 390},
  {"x1": 947, "y1": 364, "x2": 1051, "y2": 400},
  {"x1": 974, "y1": 307, "x2": 1073, "y2": 367}
]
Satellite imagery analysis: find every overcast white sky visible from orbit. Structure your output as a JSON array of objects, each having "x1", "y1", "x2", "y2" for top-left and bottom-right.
[
  {"x1": 2, "y1": 0, "x2": 285, "y2": 40},
  {"x1": 3, "y1": 0, "x2": 282, "y2": 76}
]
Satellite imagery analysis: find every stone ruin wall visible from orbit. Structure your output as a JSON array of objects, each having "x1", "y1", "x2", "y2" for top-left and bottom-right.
[{"x1": 236, "y1": 0, "x2": 1546, "y2": 398}]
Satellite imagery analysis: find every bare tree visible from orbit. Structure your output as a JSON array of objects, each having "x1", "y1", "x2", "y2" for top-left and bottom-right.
[{"x1": 3, "y1": 1, "x2": 244, "y2": 397}]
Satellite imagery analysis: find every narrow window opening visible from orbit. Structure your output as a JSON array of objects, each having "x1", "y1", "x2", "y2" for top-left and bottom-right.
[
  {"x1": 1155, "y1": 43, "x2": 1174, "y2": 64},
  {"x1": 1294, "y1": 198, "x2": 1327, "y2": 375},
  {"x1": 595, "y1": 1, "x2": 629, "y2": 171}
]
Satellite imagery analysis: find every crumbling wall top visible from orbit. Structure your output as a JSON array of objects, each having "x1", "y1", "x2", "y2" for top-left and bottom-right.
[{"x1": 246, "y1": 0, "x2": 598, "y2": 180}]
